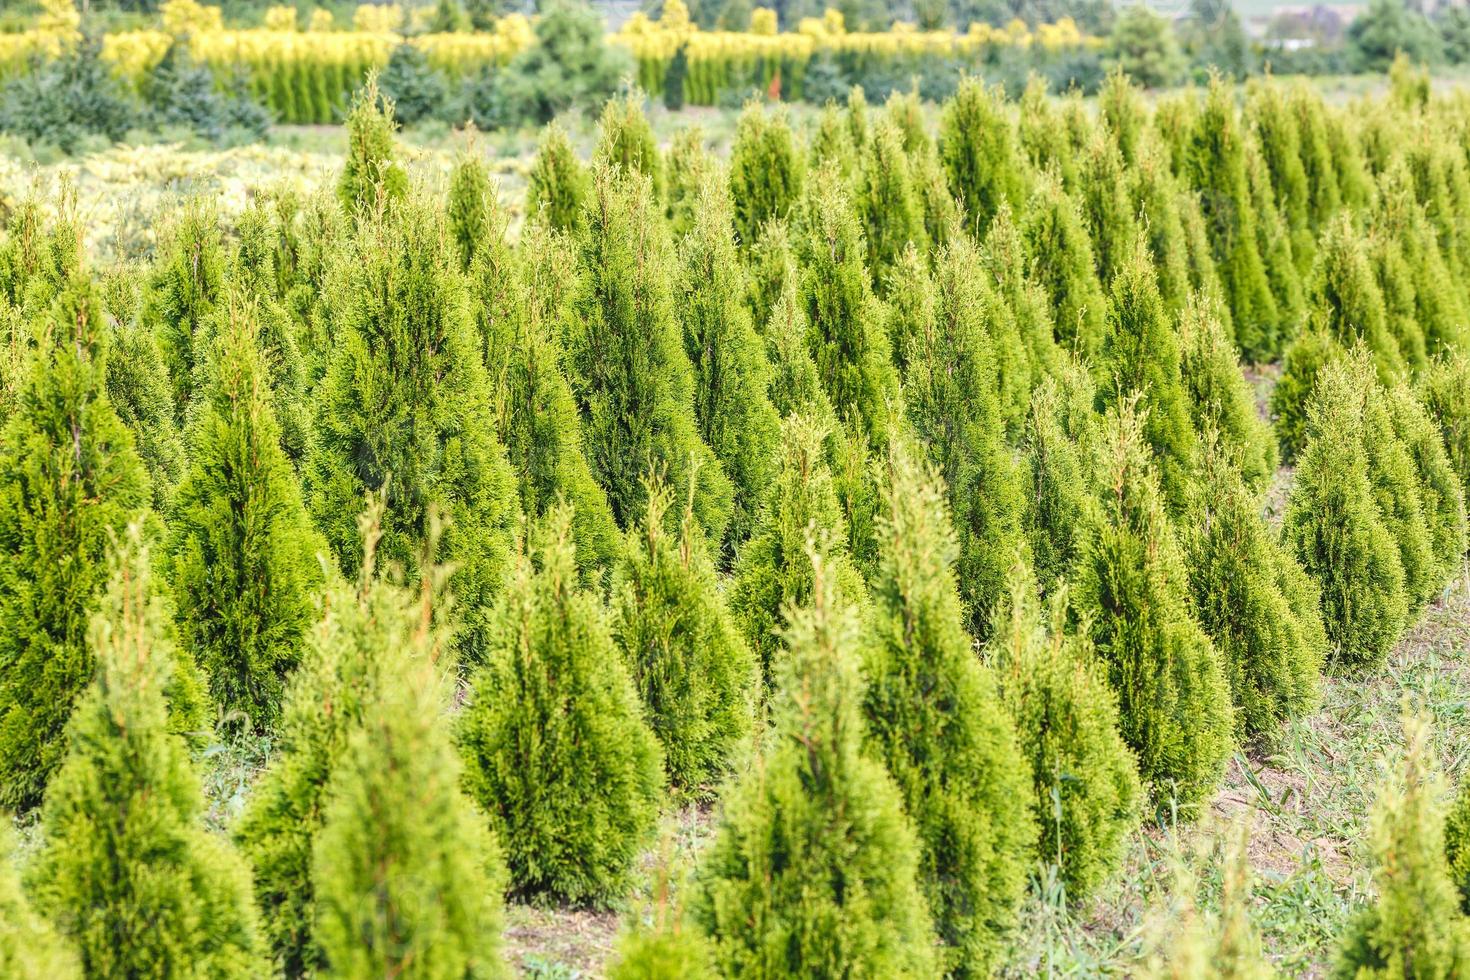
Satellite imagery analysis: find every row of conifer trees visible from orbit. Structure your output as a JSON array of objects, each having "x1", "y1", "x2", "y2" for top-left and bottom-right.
[{"x1": 5, "y1": 65, "x2": 1470, "y2": 977}]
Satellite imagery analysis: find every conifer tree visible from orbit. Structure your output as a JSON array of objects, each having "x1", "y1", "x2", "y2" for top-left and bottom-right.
[
  {"x1": 1447, "y1": 776, "x2": 1470, "y2": 913},
  {"x1": 1271, "y1": 325, "x2": 1344, "y2": 463},
  {"x1": 608, "y1": 891, "x2": 716, "y2": 980},
  {"x1": 1386, "y1": 383, "x2": 1466, "y2": 596},
  {"x1": 1076, "y1": 131, "x2": 1139, "y2": 289},
  {"x1": 991, "y1": 563, "x2": 1141, "y2": 901},
  {"x1": 664, "y1": 126, "x2": 713, "y2": 239},
  {"x1": 527, "y1": 122, "x2": 591, "y2": 234},
  {"x1": 695, "y1": 555, "x2": 937, "y2": 979},
  {"x1": 1021, "y1": 371, "x2": 1097, "y2": 595},
  {"x1": 148, "y1": 199, "x2": 226, "y2": 410},
  {"x1": 1245, "y1": 137, "x2": 1307, "y2": 343},
  {"x1": 745, "y1": 218, "x2": 798, "y2": 339},
  {"x1": 1017, "y1": 75, "x2": 1077, "y2": 185},
  {"x1": 728, "y1": 102, "x2": 804, "y2": 250},
  {"x1": 795, "y1": 169, "x2": 898, "y2": 449},
  {"x1": 760, "y1": 277, "x2": 835, "y2": 422},
  {"x1": 808, "y1": 102, "x2": 858, "y2": 183},
  {"x1": 307, "y1": 197, "x2": 517, "y2": 665},
  {"x1": 613, "y1": 480, "x2": 757, "y2": 796},
  {"x1": 1374, "y1": 162, "x2": 1469, "y2": 357},
  {"x1": 1334, "y1": 714, "x2": 1470, "y2": 978},
  {"x1": 1098, "y1": 67, "x2": 1146, "y2": 166},
  {"x1": 475, "y1": 219, "x2": 623, "y2": 579},
  {"x1": 939, "y1": 77, "x2": 1026, "y2": 233},
  {"x1": 0, "y1": 276, "x2": 152, "y2": 811},
  {"x1": 312, "y1": 545, "x2": 508, "y2": 980},
  {"x1": 447, "y1": 144, "x2": 493, "y2": 271},
  {"x1": 1183, "y1": 79, "x2": 1279, "y2": 361},
  {"x1": 862, "y1": 441, "x2": 1034, "y2": 976},
  {"x1": 1284, "y1": 359, "x2": 1408, "y2": 667},
  {"x1": 729, "y1": 415, "x2": 865, "y2": 686},
  {"x1": 883, "y1": 241, "x2": 936, "y2": 375},
  {"x1": 1309, "y1": 214, "x2": 1407, "y2": 383},
  {"x1": 1422, "y1": 351, "x2": 1470, "y2": 500},
  {"x1": 983, "y1": 204, "x2": 1062, "y2": 408},
  {"x1": 1072, "y1": 403, "x2": 1233, "y2": 805},
  {"x1": 595, "y1": 91, "x2": 664, "y2": 202},
  {"x1": 1246, "y1": 79, "x2": 1313, "y2": 272},
  {"x1": 337, "y1": 75, "x2": 407, "y2": 215},
  {"x1": 1183, "y1": 435, "x2": 1325, "y2": 739},
  {"x1": 677, "y1": 174, "x2": 781, "y2": 551},
  {"x1": 1099, "y1": 243, "x2": 1199, "y2": 512},
  {"x1": 569, "y1": 164, "x2": 733, "y2": 544},
  {"x1": 904, "y1": 235, "x2": 1027, "y2": 637},
  {"x1": 1126, "y1": 140, "x2": 1194, "y2": 315},
  {"x1": 858, "y1": 117, "x2": 926, "y2": 288},
  {"x1": 1023, "y1": 176, "x2": 1108, "y2": 360},
  {"x1": 459, "y1": 507, "x2": 663, "y2": 905},
  {"x1": 1178, "y1": 297, "x2": 1277, "y2": 491},
  {"x1": 169, "y1": 296, "x2": 322, "y2": 733},
  {"x1": 0, "y1": 824, "x2": 80, "y2": 978},
  {"x1": 29, "y1": 529, "x2": 260, "y2": 979}
]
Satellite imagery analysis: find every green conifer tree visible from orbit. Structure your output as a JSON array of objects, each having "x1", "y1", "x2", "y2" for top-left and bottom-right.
[
  {"x1": 169, "y1": 296, "x2": 322, "y2": 733},
  {"x1": 527, "y1": 122, "x2": 592, "y2": 234},
  {"x1": 613, "y1": 480, "x2": 757, "y2": 796},
  {"x1": 607, "y1": 893, "x2": 716, "y2": 980},
  {"x1": 745, "y1": 218, "x2": 799, "y2": 338},
  {"x1": 1334, "y1": 714, "x2": 1470, "y2": 978},
  {"x1": 861, "y1": 441, "x2": 1034, "y2": 976},
  {"x1": 728, "y1": 102, "x2": 804, "y2": 250},
  {"x1": 1309, "y1": 214, "x2": 1408, "y2": 383},
  {"x1": 148, "y1": 199, "x2": 226, "y2": 411},
  {"x1": 939, "y1": 77, "x2": 1027, "y2": 234},
  {"x1": 306, "y1": 197, "x2": 517, "y2": 665},
  {"x1": 311, "y1": 546, "x2": 508, "y2": 979},
  {"x1": 0, "y1": 277, "x2": 153, "y2": 811},
  {"x1": 568, "y1": 164, "x2": 733, "y2": 544},
  {"x1": 459, "y1": 507, "x2": 662, "y2": 905},
  {"x1": 1286, "y1": 82, "x2": 1342, "y2": 231},
  {"x1": 982, "y1": 204, "x2": 1062, "y2": 408},
  {"x1": 1422, "y1": 351, "x2": 1470, "y2": 501},
  {"x1": 1021, "y1": 371, "x2": 1097, "y2": 595},
  {"x1": 29, "y1": 529, "x2": 260, "y2": 979},
  {"x1": 695, "y1": 555, "x2": 937, "y2": 978},
  {"x1": 447, "y1": 144, "x2": 494, "y2": 271},
  {"x1": 1386, "y1": 383, "x2": 1467, "y2": 595},
  {"x1": 337, "y1": 75, "x2": 408, "y2": 216},
  {"x1": 1077, "y1": 131, "x2": 1139, "y2": 289},
  {"x1": 1284, "y1": 358, "x2": 1408, "y2": 667},
  {"x1": 1373, "y1": 161, "x2": 1469, "y2": 358},
  {"x1": 664, "y1": 126, "x2": 713, "y2": 239},
  {"x1": 677, "y1": 174, "x2": 782, "y2": 551},
  {"x1": 1246, "y1": 79, "x2": 1313, "y2": 273},
  {"x1": 1072, "y1": 402, "x2": 1233, "y2": 806},
  {"x1": 1023, "y1": 176, "x2": 1108, "y2": 360},
  {"x1": 1178, "y1": 297, "x2": 1277, "y2": 491},
  {"x1": 1017, "y1": 75, "x2": 1077, "y2": 185},
  {"x1": 595, "y1": 91, "x2": 664, "y2": 202},
  {"x1": 1447, "y1": 775, "x2": 1470, "y2": 913},
  {"x1": 858, "y1": 117, "x2": 926, "y2": 288},
  {"x1": 760, "y1": 277, "x2": 835, "y2": 422},
  {"x1": 808, "y1": 102, "x2": 858, "y2": 184},
  {"x1": 0, "y1": 824, "x2": 80, "y2": 978},
  {"x1": 1245, "y1": 137, "x2": 1307, "y2": 343},
  {"x1": 1271, "y1": 325, "x2": 1344, "y2": 462},
  {"x1": 991, "y1": 563, "x2": 1141, "y2": 901},
  {"x1": 1125, "y1": 140, "x2": 1194, "y2": 316}
]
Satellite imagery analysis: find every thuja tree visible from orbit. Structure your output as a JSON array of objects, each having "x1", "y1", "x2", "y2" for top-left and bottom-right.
[
  {"x1": 1374, "y1": 161, "x2": 1469, "y2": 358},
  {"x1": 1284, "y1": 359, "x2": 1408, "y2": 667},
  {"x1": 595, "y1": 92, "x2": 664, "y2": 203},
  {"x1": 1386, "y1": 383, "x2": 1467, "y2": 600},
  {"x1": 0, "y1": 277, "x2": 151, "y2": 811},
  {"x1": 1245, "y1": 79, "x2": 1313, "y2": 270},
  {"x1": 982, "y1": 205, "x2": 1060, "y2": 431},
  {"x1": 1023, "y1": 175, "x2": 1108, "y2": 361},
  {"x1": 939, "y1": 77, "x2": 1026, "y2": 235},
  {"x1": 861, "y1": 441, "x2": 1034, "y2": 977},
  {"x1": 991, "y1": 563, "x2": 1141, "y2": 901},
  {"x1": 858, "y1": 117, "x2": 926, "y2": 289},
  {"x1": 676, "y1": 174, "x2": 781, "y2": 553},
  {"x1": 729, "y1": 415, "x2": 866, "y2": 688},
  {"x1": 728, "y1": 102, "x2": 804, "y2": 250},
  {"x1": 1245, "y1": 138, "x2": 1308, "y2": 342},
  {"x1": 1072, "y1": 403, "x2": 1232, "y2": 806},
  {"x1": 795, "y1": 169, "x2": 898, "y2": 450},
  {"x1": 1309, "y1": 215, "x2": 1407, "y2": 383},
  {"x1": 1183, "y1": 435, "x2": 1325, "y2": 740},
  {"x1": 1335, "y1": 714, "x2": 1470, "y2": 977},
  {"x1": 695, "y1": 558, "x2": 937, "y2": 978},
  {"x1": 1448, "y1": 776, "x2": 1470, "y2": 913},
  {"x1": 761, "y1": 277, "x2": 836, "y2": 423},
  {"x1": 1422, "y1": 351, "x2": 1470, "y2": 501},
  {"x1": 0, "y1": 824, "x2": 80, "y2": 977},
  {"x1": 337, "y1": 76, "x2": 407, "y2": 216},
  {"x1": 1270, "y1": 325, "x2": 1344, "y2": 463},
  {"x1": 664, "y1": 126, "x2": 713, "y2": 239},
  {"x1": 474, "y1": 219, "x2": 622, "y2": 579},
  {"x1": 1098, "y1": 243, "x2": 1199, "y2": 513},
  {"x1": 527, "y1": 122, "x2": 591, "y2": 234},
  {"x1": 312, "y1": 558, "x2": 508, "y2": 980},
  {"x1": 1021, "y1": 372, "x2": 1097, "y2": 596},
  {"x1": 169, "y1": 297, "x2": 322, "y2": 733},
  {"x1": 613, "y1": 481, "x2": 758, "y2": 796},
  {"x1": 1182, "y1": 79, "x2": 1278, "y2": 361},
  {"x1": 148, "y1": 198, "x2": 226, "y2": 410},
  {"x1": 903, "y1": 235, "x2": 1027, "y2": 639},
  {"x1": 29, "y1": 530, "x2": 260, "y2": 979},
  {"x1": 1125, "y1": 140, "x2": 1194, "y2": 316},
  {"x1": 306, "y1": 196, "x2": 516, "y2": 665},
  {"x1": 447, "y1": 146, "x2": 494, "y2": 271},
  {"x1": 1076, "y1": 132, "x2": 1139, "y2": 290},
  {"x1": 745, "y1": 218, "x2": 799, "y2": 339},
  {"x1": 808, "y1": 103, "x2": 857, "y2": 184},
  {"x1": 1178, "y1": 297, "x2": 1277, "y2": 492},
  {"x1": 459, "y1": 507, "x2": 662, "y2": 905}
]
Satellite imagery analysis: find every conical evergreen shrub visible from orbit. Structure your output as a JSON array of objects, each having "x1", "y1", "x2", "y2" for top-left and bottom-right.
[
  {"x1": 1021, "y1": 370, "x2": 1097, "y2": 596},
  {"x1": 1334, "y1": 714, "x2": 1470, "y2": 978},
  {"x1": 1178, "y1": 297, "x2": 1277, "y2": 492},
  {"x1": 695, "y1": 554, "x2": 937, "y2": 979},
  {"x1": 1072, "y1": 402, "x2": 1232, "y2": 806},
  {"x1": 0, "y1": 277, "x2": 152, "y2": 811},
  {"x1": 169, "y1": 295, "x2": 322, "y2": 733},
  {"x1": 1271, "y1": 324, "x2": 1344, "y2": 462},
  {"x1": 664, "y1": 126, "x2": 713, "y2": 239},
  {"x1": 0, "y1": 824, "x2": 80, "y2": 978},
  {"x1": 148, "y1": 198, "x2": 226, "y2": 410},
  {"x1": 1284, "y1": 358, "x2": 1408, "y2": 667},
  {"x1": 1422, "y1": 351, "x2": 1470, "y2": 501},
  {"x1": 447, "y1": 145, "x2": 494, "y2": 271},
  {"x1": 991, "y1": 562, "x2": 1140, "y2": 901},
  {"x1": 1124, "y1": 140, "x2": 1194, "y2": 316},
  {"x1": 459, "y1": 506, "x2": 662, "y2": 905},
  {"x1": 808, "y1": 102, "x2": 858, "y2": 183},
  {"x1": 858, "y1": 117, "x2": 925, "y2": 288},
  {"x1": 607, "y1": 900, "x2": 716, "y2": 980},
  {"x1": 306, "y1": 195, "x2": 516, "y2": 665},
  {"x1": 595, "y1": 91, "x2": 664, "y2": 202},
  {"x1": 1017, "y1": 75, "x2": 1077, "y2": 185},
  {"x1": 1446, "y1": 775, "x2": 1470, "y2": 913},
  {"x1": 1023, "y1": 175, "x2": 1108, "y2": 360},
  {"x1": 939, "y1": 76, "x2": 1026, "y2": 234},
  {"x1": 760, "y1": 276, "x2": 836, "y2": 423},
  {"x1": 337, "y1": 75, "x2": 407, "y2": 215},
  {"x1": 613, "y1": 480, "x2": 757, "y2": 796},
  {"x1": 1076, "y1": 131, "x2": 1138, "y2": 289},
  {"x1": 1373, "y1": 162, "x2": 1469, "y2": 358},
  {"x1": 1245, "y1": 137, "x2": 1307, "y2": 348},
  {"x1": 861, "y1": 440, "x2": 1034, "y2": 976},
  {"x1": 1183, "y1": 435, "x2": 1325, "y2": 739},
  {"x1": 1388, "y1": 383, "x2": 1467, "y2": 584},
  {"x1": 29, "y1": 529, "x2": 260, "y2": 978},
  {"x1": 729, "y1": 102, "x2": 804, "y2": 250},
  {"x1": 311, "y1": 543, "x2": 508, "y2": 979},
  {"x1": 527, "y1": 122, "x2": 591, "y2": 234},
  {"x1": 677, "y1": 173, "x2": 781, "y2": 552},
  {"x1": 982, "y1": 205, "x2": 1062, "y2": 396},
  {"x1": 745, "y1": 218, "x2": 799, "y2": 338},
  {"x1": 1309, "y1": 215, "x2": 1407, "y2": 383}
]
